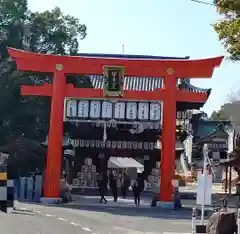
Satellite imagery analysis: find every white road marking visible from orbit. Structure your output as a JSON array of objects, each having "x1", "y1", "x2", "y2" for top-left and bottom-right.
[
  {"x1": 70, "y1": 221, "x2": 79, "y2": 226},
  {"x1": 82, "y1": 227, "x2": 92, "y2": 232},
  {"x1": 106, "y1": 207, "x2": 117, "y2": 210},
  {"x1": 34, "y1": 211, "x2": 41, "y2": 214},
  {"x1": 45, "y1": 214, "x2": 54, "y2": 217},
  {"x1": 170, "y1": 221, "x2": 190, "y2": 225},
  {"x1": 58, "y1": 217, "x2": 67, "y2": 221}
]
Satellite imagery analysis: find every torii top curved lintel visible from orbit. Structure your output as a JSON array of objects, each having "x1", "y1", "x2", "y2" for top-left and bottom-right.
[{"x1": 8, "y1": 47, "x2": 224, "y2": 78}]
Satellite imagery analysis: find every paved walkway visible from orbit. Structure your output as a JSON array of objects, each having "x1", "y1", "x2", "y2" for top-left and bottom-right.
[
  {"x1": 68, "y1": 194, "x2": 237, "y2": 211},
  {"x1": 71, "y1": 195, "x2": 152, "y2": 208},
  {"x1": 70, "y1": 195, "x2": 200, "y2": 211},
  {"x1": 179, "y1": 183, "x2": 236, "y2": 194},
  {"x1": 12, "y1": 201, "x2": 196, "y2": 234}
]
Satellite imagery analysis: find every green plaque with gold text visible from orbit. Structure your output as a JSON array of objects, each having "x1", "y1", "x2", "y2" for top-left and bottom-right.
[{"x1": 103, "y1": 66, "x2": 124, "y2": 97}]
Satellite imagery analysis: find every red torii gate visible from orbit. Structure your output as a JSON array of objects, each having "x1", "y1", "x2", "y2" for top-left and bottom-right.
[{"x1": 8, "y1": 48, "x2": 223, "y2": 203}]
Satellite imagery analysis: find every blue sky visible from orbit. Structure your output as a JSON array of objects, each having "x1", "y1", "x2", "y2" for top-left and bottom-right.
[{"x1": 28, "y1": 0, "x2": 239, "y2": 116}]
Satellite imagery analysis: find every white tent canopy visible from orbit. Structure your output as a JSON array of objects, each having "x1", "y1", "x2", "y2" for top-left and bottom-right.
[{"x1": 108, "y1": 157, "x2": 144, "y2": 170}]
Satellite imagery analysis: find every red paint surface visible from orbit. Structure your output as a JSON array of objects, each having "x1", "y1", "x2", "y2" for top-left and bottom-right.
[
  {"x1": 21, "y1": 84, "x2": 209, "y2": 102},
  {"x1": 8, "y1": 48, "x2": 223, "y2": 78},
  {"x1": 8, "y1": 48, "x2": 224, "y2": 201},
  {"x1": 44, "y1": 71, "x2": 65, "y2": 197},
  {"x1": 160, "y1": 75, "x2": 177, "y2": 201}
]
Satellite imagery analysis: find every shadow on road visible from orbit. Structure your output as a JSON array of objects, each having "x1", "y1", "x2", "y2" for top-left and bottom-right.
[
  {"x1": 60, "y1": 204, "x2": 195, "y2": 220},
  {"x1": 19, "y1": 200, "x2": 197, "y2": 220},
  {"x1": 9, "y1": 209, "x2": 41, "y2": 216},
  {"x1": 10, "y1": 211, "x2": 35, "y2": 216},
  {"x1": 13, "y1": 208, "x2": 36, "y2": 213}
]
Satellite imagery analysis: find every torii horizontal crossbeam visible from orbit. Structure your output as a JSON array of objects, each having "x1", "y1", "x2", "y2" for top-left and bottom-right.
[
  {"x1": 21, "y1": 84, "x2": 209, "y2": 102},
  {"x1": 8, "y1": 48, "x2": 223, "y2": 78}
]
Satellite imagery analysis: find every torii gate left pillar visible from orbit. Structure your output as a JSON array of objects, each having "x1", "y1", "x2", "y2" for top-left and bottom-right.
[{"x1": 8, "y1": 48, "x2": 223, "y2": 203}]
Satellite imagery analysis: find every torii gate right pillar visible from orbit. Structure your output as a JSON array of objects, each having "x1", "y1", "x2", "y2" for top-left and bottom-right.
[{"x1": 158, "y1": 59, "x2": 224, "y2": 205}]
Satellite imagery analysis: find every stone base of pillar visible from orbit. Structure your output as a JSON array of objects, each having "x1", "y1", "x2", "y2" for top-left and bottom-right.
[{"x1": 40, "y1": 197, "x2": 62, "y2": 204}]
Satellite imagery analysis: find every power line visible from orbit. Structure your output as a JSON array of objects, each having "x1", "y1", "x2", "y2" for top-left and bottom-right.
[{"x1": 190, "y1": 0, "x2": 216, "y2": 7}]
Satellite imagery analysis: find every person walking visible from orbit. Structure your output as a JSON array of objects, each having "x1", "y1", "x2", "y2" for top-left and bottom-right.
[
  {"x1": 109, "y1": 170, "x2": 118, "y2": 202},
  {"x1": 132, "y1": 177, "x2": 141, "y2": 206},
  {"x1": 121, "y1": 172, "x2": 130, "y2": 199},
  {"x1": 98, "y1": 174, "x2": 107, "y2": 204}
]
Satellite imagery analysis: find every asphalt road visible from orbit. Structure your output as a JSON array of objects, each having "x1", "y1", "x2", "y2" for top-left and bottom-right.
[{"x1": 1, "y1": 202, "x2": 196, "y2": 234}]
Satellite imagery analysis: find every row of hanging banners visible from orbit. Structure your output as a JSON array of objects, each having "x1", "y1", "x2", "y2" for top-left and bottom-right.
[
  {"x1": 64, "y1": 99, "x2": 193, "y2": 131},
  {"x1": 70, "y1": 139, "x2": 156, "y2": 151}
]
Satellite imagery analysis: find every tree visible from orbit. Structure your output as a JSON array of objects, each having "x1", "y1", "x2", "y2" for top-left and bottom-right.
[
  {"x1": 0, "y1": 0, "x2": 91, "y2": 175},
  {"x1": 0, "y1": 0, "x2": 90, "y2": 145},
  {"x1": 210, "y1": 89, "x2": 240, "y2": 122},
  {"x1": 28, "y1": 7, "x2": 87, "y2": 55},
  {"x1": 210, "y1": 108, "x2": 230, "y2": 120},
  {"x1": 213, "y1": 0, "x2": 240, "y2": 61}
]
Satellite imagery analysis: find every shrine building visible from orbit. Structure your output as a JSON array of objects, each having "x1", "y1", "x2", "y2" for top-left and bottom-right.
[{"x1": 61, "y1": 53, "x2": 212, "y2": 190}]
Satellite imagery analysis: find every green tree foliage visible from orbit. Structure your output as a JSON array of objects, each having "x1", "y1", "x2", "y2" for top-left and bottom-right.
[
  {"x1": 0, "y1": 0, "x2": 89, "y2": 145},
  {"x1": 0, "y1": 0, "x2": 91, "y2": 176},
  {"x1": 28, "y1": 7, "x2": 87, "y2": 55},
  {"x1": 210, "y1": 89, "x2": 240, "y2": 122},
  {"x1": 213, "y1": 0, "x2": 240, "y2": 61},
  {"x1": 210, "y1": 107, "x2": 230, "y2": 120}
]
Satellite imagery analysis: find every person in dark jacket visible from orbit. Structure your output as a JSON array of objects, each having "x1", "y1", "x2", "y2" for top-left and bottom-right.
[
  {"x1": 132, "y1": 177, "x2": 141, "y2": 206},
  {"x1": 121, "y1": 172, "x2": 130, "y2": 199},
  {"x1": 98, "y1": 174, "x2": 107, "y2": 203},
  {"x1": 109, "y1": 170, "x2": 118, "y2": 202}
]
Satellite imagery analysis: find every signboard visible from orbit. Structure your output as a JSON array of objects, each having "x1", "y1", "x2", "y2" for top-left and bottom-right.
[
  {"x1": 101, "y1": 101, "x2": 113, "y2": 119},
  {"x1": 77, "y1": 100, "x2": 89, "y2": 118},
  {"x1": 126, "y1": 102, "x2": 137, "y2": 120},
  {"x1": 138, "y1": 102, "x2": 149, "y2": 120},
  {"x1": 104, "y1": 66, "x2": 124, "y2": 97},
  {"x1": 64, "y1": 99, "x2": 162, "y2": 123},
  {"x1": 114, "y1": 102, "x2": 125, "y2": 119},
  {"x1": 90, "y1": 101, "x2": 101, "y2": 119}
]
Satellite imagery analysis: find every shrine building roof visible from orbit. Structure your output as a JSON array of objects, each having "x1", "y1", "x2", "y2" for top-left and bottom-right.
[
  {"x1": 89, "y1": 75, "x2": 211, "y2": 96},
  {"x1": 194, "y1": 120, "x2": 232, "y2": 139},
  {"x1": 90, "y1": 75, "x2": 163, "y2": 91},
  {"x1": 180, "y1": 79, "x2": 211, "y2": 94}
]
